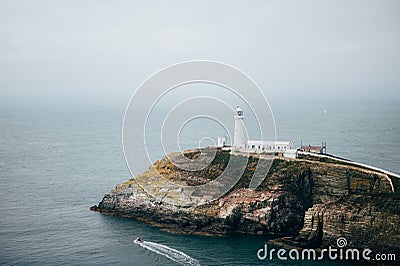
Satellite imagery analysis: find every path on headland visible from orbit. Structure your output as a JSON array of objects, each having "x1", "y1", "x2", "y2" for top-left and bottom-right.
[{"x1": 297, "y1": 151, "x2": 400, "y2": 192}]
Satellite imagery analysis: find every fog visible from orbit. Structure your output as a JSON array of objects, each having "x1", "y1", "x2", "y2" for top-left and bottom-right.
[{"x1": 0, "y1": 0, "x2": 399, "y2": 105}]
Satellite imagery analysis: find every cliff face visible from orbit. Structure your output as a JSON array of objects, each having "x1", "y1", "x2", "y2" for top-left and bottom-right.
[{"x1": 92, "y1": 149, "x2": 399, "y2": 254}]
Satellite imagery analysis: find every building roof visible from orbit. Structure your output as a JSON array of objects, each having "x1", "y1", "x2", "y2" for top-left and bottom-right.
[
  {"x1": 300, "y1": 145, "x2": 321, "y2": 152},
  {"x1": 247, "y1": 140, "x2": 293, "y2": 145}
]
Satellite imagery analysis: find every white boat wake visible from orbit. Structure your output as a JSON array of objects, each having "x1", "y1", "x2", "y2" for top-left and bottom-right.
[{"x1": 137, "y1": 241, "x2": 201, "y2": 266}]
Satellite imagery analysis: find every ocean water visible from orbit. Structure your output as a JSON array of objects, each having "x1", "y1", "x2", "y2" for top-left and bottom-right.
[{"x1": 0, "y1": 98, "x2": 399, "y2": 265}]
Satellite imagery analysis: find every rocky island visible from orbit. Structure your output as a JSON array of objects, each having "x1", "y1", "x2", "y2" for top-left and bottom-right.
[{"x1": 91, "y1": 148, "x2": 400, "y2": 258}]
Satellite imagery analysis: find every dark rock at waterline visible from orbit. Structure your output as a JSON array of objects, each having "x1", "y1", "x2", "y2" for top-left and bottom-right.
[{"x1": 90, "y1": 205, "x2": 99, "y2": 211}]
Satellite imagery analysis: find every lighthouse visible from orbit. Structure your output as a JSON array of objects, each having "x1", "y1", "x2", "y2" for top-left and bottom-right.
[
  {"x1": 217, "y1": 105, "x2": 294, "y2": 155},
  {"x1": 233, "y1": 106, "x2": 246, "y2": 151}
]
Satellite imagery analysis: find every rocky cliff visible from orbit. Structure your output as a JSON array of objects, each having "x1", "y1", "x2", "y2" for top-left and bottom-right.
[{"x1": 91, "y1": 149, "x2": 400, "y2": 257}]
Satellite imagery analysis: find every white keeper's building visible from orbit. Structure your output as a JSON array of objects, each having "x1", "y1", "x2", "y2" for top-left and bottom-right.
[{"x1": 218, "y1": 106, "x2": 296, "y2": 158}]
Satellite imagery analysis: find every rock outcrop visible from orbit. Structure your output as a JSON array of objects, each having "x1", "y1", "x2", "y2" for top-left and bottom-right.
[{"x1": 91, "y1": 148, "x2": 400, "y2": 257}]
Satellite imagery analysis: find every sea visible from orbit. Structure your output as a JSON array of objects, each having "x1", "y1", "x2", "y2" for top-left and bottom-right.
[{"x1": 0, "y1": 97, "x2": 399, "y2": 265}]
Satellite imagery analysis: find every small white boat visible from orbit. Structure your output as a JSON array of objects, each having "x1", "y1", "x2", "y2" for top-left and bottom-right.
[{"x1": 133, "y1": 237, "x2": 144, "y2": 244}]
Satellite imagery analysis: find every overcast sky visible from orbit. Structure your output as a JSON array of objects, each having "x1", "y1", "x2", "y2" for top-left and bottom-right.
[{"x1": 0, "y1": 0, "x2": 399, "y2": 104}]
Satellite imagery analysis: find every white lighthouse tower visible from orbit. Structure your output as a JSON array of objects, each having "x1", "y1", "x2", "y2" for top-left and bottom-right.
[{"x1": 233, "y1": 106, "x2": 246, "y2": 151}]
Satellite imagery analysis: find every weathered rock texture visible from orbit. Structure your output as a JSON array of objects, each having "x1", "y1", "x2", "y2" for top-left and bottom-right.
[{"x1": 92, "y1": 149, "x2": 399, "y2": 258}]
